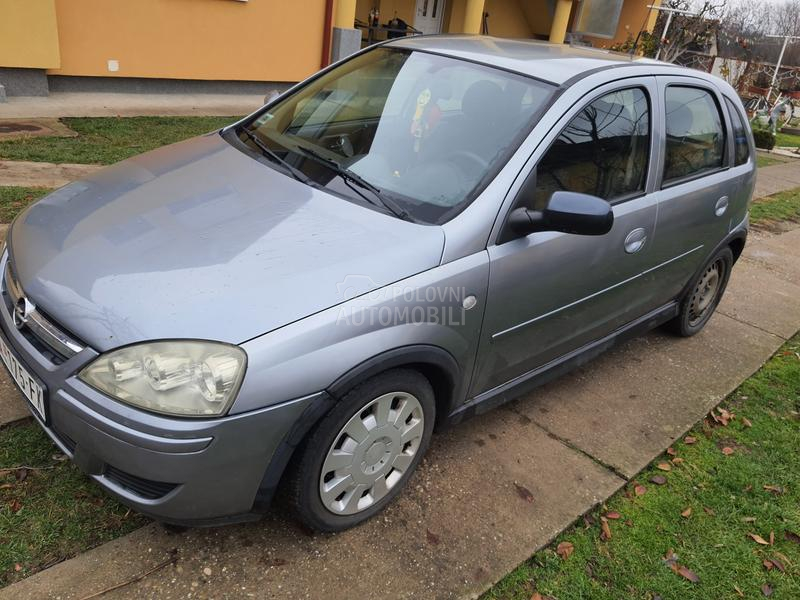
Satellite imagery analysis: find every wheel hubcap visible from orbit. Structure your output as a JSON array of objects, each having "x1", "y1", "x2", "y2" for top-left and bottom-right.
[
  {"x1": 688, "y1": 260, "x2": 723, "y2": 326},
  {"x1": 319, "y1": 391, "x2": 424, "y2": 515}
]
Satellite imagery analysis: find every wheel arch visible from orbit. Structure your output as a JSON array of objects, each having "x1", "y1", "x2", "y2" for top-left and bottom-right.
[{"x1": 252, "y1": 345, "x2": 464, "y2": 512}]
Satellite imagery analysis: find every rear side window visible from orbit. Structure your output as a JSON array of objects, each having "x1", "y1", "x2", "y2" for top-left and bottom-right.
[
  {"x1": 725, "y1": 97, "x2": 750, "y2": 166},
  {"x1": 532, "y1": 87, "x2": 650, "y2": 208},
  {"x1": 663, "y1": 86, "x2": 725, "y2": 183}
]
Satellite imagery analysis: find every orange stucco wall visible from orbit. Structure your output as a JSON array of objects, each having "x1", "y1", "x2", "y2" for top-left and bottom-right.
[
  {"x1": 0, "y1": 0, "x2": 61, "y2": 69},
  {"x1": 48, "y1": 0, "x2": 326, "y2": 82}
]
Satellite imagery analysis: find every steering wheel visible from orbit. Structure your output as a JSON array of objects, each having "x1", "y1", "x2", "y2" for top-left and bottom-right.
[{"x1": 449, "y1": 150, "x2": 489, "y2": 173}]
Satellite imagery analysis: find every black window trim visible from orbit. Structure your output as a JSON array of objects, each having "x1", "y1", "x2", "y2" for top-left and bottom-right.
[{"x1": 660, "y1": 82, "x2": 730, "y2": 190}]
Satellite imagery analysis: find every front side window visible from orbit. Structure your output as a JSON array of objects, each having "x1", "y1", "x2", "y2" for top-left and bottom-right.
[
  {"x1": 663, "y1": 86, "x2": 725, "y2": 183},
  {"x1": 232, "y1": 48, "x2": 554, "y2": 223},
  {"x1": 725, "y1": 97, "x2": 750, "y2": 166},
  {"x1": 532, "y1": 87, "x2": 650, "y2": 209}
]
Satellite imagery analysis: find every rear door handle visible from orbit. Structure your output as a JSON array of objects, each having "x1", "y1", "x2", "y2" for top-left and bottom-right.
[
  {"x1": 624, "y1": 228, "x2": 647, "y2": 254},
  {"x1": 715, "y1": 196, "x2": 729, "y2": 217}
]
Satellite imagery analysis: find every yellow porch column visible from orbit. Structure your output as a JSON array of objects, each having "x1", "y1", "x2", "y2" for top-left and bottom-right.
[
  {"x1": 645, "y1": 0, "x2": 661, "y2": 32},
  {"x1": 549, "y1": 0, "x2": 573, "y2": 43},
  {"x1": 334, "y1": 0, "x2": 357, "y2": 29},
  {"x1": 462, "y1": 0, "x2": 485, "y2": 34}
]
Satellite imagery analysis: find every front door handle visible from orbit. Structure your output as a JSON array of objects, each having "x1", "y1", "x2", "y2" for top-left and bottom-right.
[
  {"x1": 624, "y1": 228, "x2": 647, "y2": 254},
  {"x1": 715, "y1": 196, "x2": 729, "y2": 217}
]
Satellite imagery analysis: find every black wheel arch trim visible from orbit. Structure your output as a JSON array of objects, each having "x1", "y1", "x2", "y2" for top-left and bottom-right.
[
  {"x1": 679, "y1": 227, "x2": 747, "y2": 302},
  {"x1": 252, "y1": 344, "x2": 463, "y2": 511}
]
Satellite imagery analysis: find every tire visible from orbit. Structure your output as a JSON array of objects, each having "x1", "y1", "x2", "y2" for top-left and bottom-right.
[
  {"x1": 667, "y1": 246, "x2": 733, "y2": 337},
  {"x1": 285, "y1": 368, "x2": 435, "y2": 532}
]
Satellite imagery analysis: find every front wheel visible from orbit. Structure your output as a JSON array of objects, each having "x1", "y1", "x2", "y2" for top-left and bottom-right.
[
  {"x1": 286, "y1": 369, "x2": 435, "y2": 532},
  {"x1": 667, "y1": 247, "x2": 733, "y2": 337}
]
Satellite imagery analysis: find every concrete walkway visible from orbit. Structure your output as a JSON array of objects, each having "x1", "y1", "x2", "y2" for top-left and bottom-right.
[
  {"x1": 0, "y1": 160, "x2": 102, "y2": 188},
  {"x1": 1, "y1": 226, "x2": 797, "y2": 600},
  {"x1": 754, "y1": 161, "x2": 800, "y2": 197},
  {"x1": 0, "y1": 93, "x2": 264, "y2": 118}
]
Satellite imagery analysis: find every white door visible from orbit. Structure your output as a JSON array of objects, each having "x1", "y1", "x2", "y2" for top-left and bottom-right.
[{"x1": 414, "y1": 0, "x2": 445, "y2": 35}]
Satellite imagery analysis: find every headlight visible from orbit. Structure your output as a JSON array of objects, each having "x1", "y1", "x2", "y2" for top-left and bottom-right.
[{"x1": 79, "y1": 341, "x2": 247, "y2": 417}]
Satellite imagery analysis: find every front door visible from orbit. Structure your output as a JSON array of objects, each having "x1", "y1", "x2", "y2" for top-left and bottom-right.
[
  {"x1": 414, "y1": 0, "x2": 445, "y2": 34},
  {"x1": 470, "y1": 78, "x2": 662, "y2": 398}
]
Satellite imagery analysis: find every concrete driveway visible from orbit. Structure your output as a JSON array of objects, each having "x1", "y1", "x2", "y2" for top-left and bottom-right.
[{"x1": 1, "y1": 224, "x2": 798, "y2": 599}]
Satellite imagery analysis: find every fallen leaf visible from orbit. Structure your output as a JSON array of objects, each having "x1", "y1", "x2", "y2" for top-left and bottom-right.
[
  {"x1": 764, "y1": 485, "x2": 784, "y2": 495},
  {"x1": 748, "y1": 533, "x2": 769, "y2": 545},
  {"x1": 426, "y1": 529, "x2": 440, "y2": 545},
  {"x1": 770, "y1": 556, "x2": 786, "y2": 572},
  {"x1": 634, "y1": 484, "x2": 647, "y2": 496},
  {"x1": 734, "y1": 584, "x2": 744, "y2": 597},
  {"x1": 625, "y1": 519, "x2": 634, "y2": 527},
  {"x1": 722, "y1": 447, "x2": 735, "y2": 456},
  {"x1": 762, "y1": 583, "x2": 773, "y2": 597},
  {"x1": 556, "y1": 541, "x2": 574, "y2": 560},
  {"x1": 672, "y1": 457, "x2": 685, "y2": 464},
  {"x1": 786, "y1": 530, "x2": 800, "y2": 544},
  {"x1": 605, "y1": 511, "x2": 621, "y2": 520},
  {"x1": 773, "y1": 551, "x2": 792, "y2": 567},
  {"x1": 657, "y1": 463, "x2": 672, "y2": 471},
  {"x1": 742, "y1": 417, "x2": 752, "y2": 428},
  {"x1": 51, "y1": 453, "x2": 67, "y2": 462},
  {"x1": 770, "y1": 531, "x2": 775, "y2": 546},
  {"x1": 667, "y1": 447, "x2": 676, "y2": 456},
  {"x1": 677, "y1": 565, "x2": 700, "y2": 583},
  {"x1": 742, "y1": 517, "x2": 757, "y2": 523},
  {"x1": 9, "y1": 499, "x2": 21, "y2": 513},
  {"x1": 514, "y1": 483, "x2": 534, "y2": 503},
  {"x1": 13, "y1": 564, "x2": 21, "y2": 572},
  {"x1": 650, "y1": 475, "x2": 667, "y2": 485},
  {"x1": 600, "y1": 517, "x2": 612, "y2": 541},
  {"x1": 763, "y1": 559, "x2": 774, "y2": 570},
  {"x1": 582, "y1": 514, "x2": 595, "y2": 529},
  {"x1": 704, "y1": 507, "x2": 715, "y2": 515},
  {"x1": 0, "y1": 483, "x2": 14, "y2": 490},
  {"x1": 681, "y1": 507, "x2": 692, "y2": 518},
  {"x1": 14, "y1": 468, "x2": 28, "y2": 482},
  {"x1": 684, "y1": 436, "x2": 697, "y2": 445}
]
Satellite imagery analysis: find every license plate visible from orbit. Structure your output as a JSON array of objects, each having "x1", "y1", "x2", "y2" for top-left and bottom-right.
[{"x1": 0, "y1": 331, "x2": 46, "y2": 421}]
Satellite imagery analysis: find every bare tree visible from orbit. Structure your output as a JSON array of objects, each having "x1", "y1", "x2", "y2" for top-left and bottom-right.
[{"x1": 654, "y1": 0, "x2": 727, "y2": 64}]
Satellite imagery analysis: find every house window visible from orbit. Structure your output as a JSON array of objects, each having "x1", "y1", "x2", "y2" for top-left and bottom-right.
[{"x1": 572, "y1": 0, "x2": 625, "y2": 39}]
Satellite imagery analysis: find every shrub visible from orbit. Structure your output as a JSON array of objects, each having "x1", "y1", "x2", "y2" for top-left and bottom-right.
[{"x1": 753, "y1": 127, "x2": 776, "y2": 150}]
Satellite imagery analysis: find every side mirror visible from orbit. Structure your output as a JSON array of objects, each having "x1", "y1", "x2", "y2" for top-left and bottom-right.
[{"x1": 508, "y1": 191, "x2": 614, "y2": 237}]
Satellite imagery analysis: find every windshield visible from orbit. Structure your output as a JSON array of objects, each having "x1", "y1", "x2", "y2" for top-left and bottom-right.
[{"x1": 233, "y1": 48, "x2": 554, "y2": 223}]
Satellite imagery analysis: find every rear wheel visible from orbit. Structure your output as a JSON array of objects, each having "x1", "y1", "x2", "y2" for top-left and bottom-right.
[
  {"x1": 667, "y1": 247, "x2": 733, "y2": 337},
  {"x1": 286, "y1": 369, "x2": 435, "y2": 532}
]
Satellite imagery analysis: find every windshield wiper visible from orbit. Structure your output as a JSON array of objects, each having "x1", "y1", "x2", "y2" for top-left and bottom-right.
[
  {"x1": 294, "y1": 145, "x2": 412, "y2": 222},
  {"x1": 238, "y1": 126, "x2": 310, "y2": 185}
]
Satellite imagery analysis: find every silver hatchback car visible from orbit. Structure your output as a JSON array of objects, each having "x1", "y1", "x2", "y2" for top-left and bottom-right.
[{"x1": 1, "y1": 37, "x2": 754, "y2": 531}]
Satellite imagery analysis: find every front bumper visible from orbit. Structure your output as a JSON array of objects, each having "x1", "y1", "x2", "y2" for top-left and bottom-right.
[{"x1": 0, "y1": 253, "x2": 323, "y2": 524}]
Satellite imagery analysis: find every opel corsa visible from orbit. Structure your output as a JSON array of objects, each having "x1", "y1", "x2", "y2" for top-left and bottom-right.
[{"x1": 1, "y1": 37, "x2": 755, "y2": 531}]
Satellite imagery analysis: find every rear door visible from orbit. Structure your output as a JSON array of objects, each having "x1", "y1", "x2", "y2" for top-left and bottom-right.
[
  {"x1": 645, "y1": 78, "x2": 738, "y2": 302},
  {"x1": 469, "y1": 77, "x2": 662, "y2": 398}
]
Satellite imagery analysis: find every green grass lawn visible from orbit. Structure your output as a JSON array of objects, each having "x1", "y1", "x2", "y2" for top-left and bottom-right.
[
  {"x1": 750, "y1": 187, "x2": 800, "y2": 226},
  {"x1": 0, "y1": 187, "x2": 52, "y2": 224},
  {"x1": 484, "y1": 334, "x2": 800, "y2": 600},
  {"x1": 0, "y1": 116, "x2": 239, "y2": 165},
  {"x1": 776, "y1": 131, "x2": 800, "y2": 148},
  {"x1": 0, "y1": 422, "x2": 147, "y2": 586}
]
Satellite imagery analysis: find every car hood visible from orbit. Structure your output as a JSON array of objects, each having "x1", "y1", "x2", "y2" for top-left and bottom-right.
[{"x1": 9, "y1": 133, "x2": 445, "y2": 352}]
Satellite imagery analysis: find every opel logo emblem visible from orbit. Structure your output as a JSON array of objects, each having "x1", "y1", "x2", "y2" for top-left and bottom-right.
[{"x1": 13, "y1": 297, "x2": 33, "y2": 329}]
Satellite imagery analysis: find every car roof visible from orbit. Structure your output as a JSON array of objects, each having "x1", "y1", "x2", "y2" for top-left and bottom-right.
[{"x1": 385, "y1": 35, "x2": 671, "y2": 86}]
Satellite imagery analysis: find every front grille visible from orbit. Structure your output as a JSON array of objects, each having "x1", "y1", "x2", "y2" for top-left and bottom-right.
[
  {"x1": 103, "y1": 465, "x2": 178, "y2": 500},
  {"x1": 2, "y1": 258, "x2": 84, "y2": 362}
]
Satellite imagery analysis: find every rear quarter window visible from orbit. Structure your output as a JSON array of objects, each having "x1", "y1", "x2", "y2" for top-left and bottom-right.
[{"x1": 724, "y1": 97, "x2": 750, "y2": 166}]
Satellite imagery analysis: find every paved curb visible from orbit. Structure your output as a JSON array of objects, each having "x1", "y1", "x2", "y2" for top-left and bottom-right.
[
  {"x1": 0, "y1": 93, "x2": 263, "y2": 118},
  {"x1": 0, "y1": 160, "x2": 102, "y2": 188}
]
